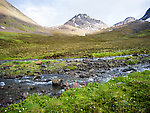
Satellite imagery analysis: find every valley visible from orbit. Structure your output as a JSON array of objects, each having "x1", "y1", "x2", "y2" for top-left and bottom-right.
[{"x1": 0, "y1": 0, "x2": 150, "y2": 112}]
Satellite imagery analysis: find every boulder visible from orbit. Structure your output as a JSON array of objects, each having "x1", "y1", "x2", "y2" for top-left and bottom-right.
[
  {"x1": 41, "y1": 65, "x2": 47, "y2": 68},
  {"x1": 122, "y1": 67, "x2": 137, "y2": 72},
  {"x1": 132, "y1": 53, "x2": 138, "y2": 57},
  {"x1": 0, "y1": 82, "x2": 5, "y2": 87},
  {"x1": 23, "y1": 92, "x2": 29, "y2": 99},
  {"x1": 33, "y1": 75, "x2": 41, "y2": 80},
  {"x1": 61, "y1": 81, "x2": 69, "y2": 89},
  {"x1": 79, "y1": 74, "x2": 90, "y2": 78},
  {"x1": 35, "y1": 60, "x2": 42, "y2": 65},
  {"x1": 52, "y1": 78, "x2": 62, "y2": 86}
]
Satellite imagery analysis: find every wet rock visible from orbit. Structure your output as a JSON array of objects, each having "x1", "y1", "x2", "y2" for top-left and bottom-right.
[
  {"x1": 79, "y1": 74, "x2": 90, "y2": 78},
  {"x1": 35, "y1": 60, "x2": 42, "y2": 65},
  {"x1": 4, "y1": 76, "x2": 16, "y2": 79},
  {"x1": 132, "y1": 53, "x2": 138, "y2": 56},
  {"x1": 52, "y1": 78, "x2": 62, "y2": 86},
  {"x1": 33, "y1": 75, "x2": 41, "y2": 80},
  {"x1": 28, "y1": 86, "x2": 36, "y2": 90},
  {"x1": 89, "y1": 69, "x2": 95, "y2": 73},
  {"x1": 23, "y1": 92, "x2": 29, "y2": 99},
  {"x1": 0, "y1": 82, "x2": 5, "y2": 87},
  {"x1": 16, "y1": 75, "x2": 23, "y2": 79},
  {"x1": 34, "y1": 72, "x2": 41, "y2": 76},
  {"x1": 122, "y1": 67, "x2": 137, "y2": 72},
  {"x1": 64, "y1": 68, "x2": 70, "y2": 72},
  {"x1": 61, "y1": 81, "x2": 69, "y2": 89},
  {"x1": 41, "y1": 65, "x2": 47, "y2": 68},
  {"x1": 44, "y1": 79, "x2": 52, "y2": 82}
]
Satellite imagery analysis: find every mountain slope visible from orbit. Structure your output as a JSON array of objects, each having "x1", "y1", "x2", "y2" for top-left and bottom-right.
[
  {"x1": 49, "y1": 25, "x2": 90, "y2": 36},
  {"x1": 140, "y1": 8, "x2": 150, "y2": 21},
  {"x1": 113, "y1": 17, "x2": 136, "y2": 27},
  {"x1": 0, "y1": 0, "x2": 51, "y2": 35},
  {"x1": 0, "y1": 0, "x2": 36, "y2": 25},
  {"x1": 64, "y1": 14, "x2": 108, "y2": 31}
]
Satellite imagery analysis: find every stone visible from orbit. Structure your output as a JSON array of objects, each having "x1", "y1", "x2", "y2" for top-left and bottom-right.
[
  {"x1": 79, "y1": 74, "x2": 90, "y2": 78},
  {"x1": 33, "y1": 75, "x2": 41, "y2": 80},
  {"x1": 33, "y1": 72, "x2": 40, "y2": 76},
  {"x1": 35, "y1": 60, "x2": 42, "y2": 65},
  {"x1": 0, "y1": 82, "x2": 5, "y2": 87},
  {"x1": 89, "y1": 69, "x2": 95, "y2": 73},
  {"x1": 61, "y1": 81, "x2": 69, "y2": 89},
  {"x1": 122, "y1": 67, "x2": 137, "y2": 72},
  {"x1": 52, "y1": 78, "x2": 62, "y2": 86},
  {"x1": 28, "y1": 86, "x2": 36, "y2": 90},
  {"x1": 41, "y1": 65, "x2": 47, "y2": 68},
  {"x1": 23, "y1": 92, "x2": 29, "y2": 99},
  {"x1": 132, "y1": 53, "x2": 138, "y2": 57},
  {"x1": 64, "y1": 68, "x2": 70, "y2": 72}
]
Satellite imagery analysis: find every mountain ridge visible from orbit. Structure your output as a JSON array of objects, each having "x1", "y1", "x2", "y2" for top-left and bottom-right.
[
  {"x1": 64, "y1": 14, "x2": 108, "y2": 31},
  {"x1": 0, "y1": 0, "x2": 51, "y2": 35},
  {"x1": 113, "y1": 17, "x2": 136, "y2": 27},
  {"x1": 0, "y1": 0, "x2": 37, "y2": 25}
]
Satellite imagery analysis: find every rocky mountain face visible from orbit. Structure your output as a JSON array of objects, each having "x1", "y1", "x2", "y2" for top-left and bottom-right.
[
  {"x1": 113, "y1": 17, "x2": 136, "y2": 27},
  {"x1": 140, "y1": 8, "x2": 150, "y2": 21},
  {"x1": 64, "y1": 14, "x2": 108, "y2": 31}
]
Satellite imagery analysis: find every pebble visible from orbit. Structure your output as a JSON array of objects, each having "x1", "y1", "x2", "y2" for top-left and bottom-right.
[{"x1": 0, "y1": 82, "x2": 5, "y2": 86}]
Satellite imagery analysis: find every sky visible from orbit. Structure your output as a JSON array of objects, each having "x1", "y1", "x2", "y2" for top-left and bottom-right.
[{"x1": 7, "y1": 0, "x2": 150, "y2": 27}]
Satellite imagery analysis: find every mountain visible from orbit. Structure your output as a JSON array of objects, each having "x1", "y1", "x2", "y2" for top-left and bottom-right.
[
  {"x1": 0, "y1": 0, "x2": 50, "y2": 35},
  {"x1": 113, "y1": 17, "x2": 136, "y2": 27},
  {"x1": 64, "y1": 14, "x2": 108, "y2": 31},
  {"x1": 140, "y1": 8, "x2": 150, "y2": 21}
]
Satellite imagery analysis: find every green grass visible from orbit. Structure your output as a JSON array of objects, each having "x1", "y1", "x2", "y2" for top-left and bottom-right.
[
  {"x1": 1, "y1": 70, "x2": 149, "y2": 112},
  {"x1": 0, "y1": 59, "x2": 78, "y2": 76},
  {"x1": 112, "y1": 56, "x2": 140, "y2": 65},
  {"x1": 23, "y1": 25, "x2": 36, "y2": 31},
  {"x1": 66, "y1": 65, "x2": 78, "y2": 70},
  {"x1": 0, "y1": 26, "x2": 150, "y2": 60}
]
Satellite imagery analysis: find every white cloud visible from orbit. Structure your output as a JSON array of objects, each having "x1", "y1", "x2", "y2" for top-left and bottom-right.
[{"x1": 9, "y1": 0, "x2": 150, "y2": 27}]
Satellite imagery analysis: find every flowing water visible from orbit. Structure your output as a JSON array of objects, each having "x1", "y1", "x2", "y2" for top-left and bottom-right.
[{"x1": 0, "y1": 54, "x2": 150, "y2": 107}]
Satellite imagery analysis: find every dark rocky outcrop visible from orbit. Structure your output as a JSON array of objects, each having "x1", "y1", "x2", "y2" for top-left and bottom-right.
[
  {"x1": 64, "y1": 14, "x2": 108, "y2": 30},
  {"x1": 140, "y1": 8, "x2": 150, "y2": 20},
  {"x1": 114, "y1": 17, "x2": 136, "y2": 27}
]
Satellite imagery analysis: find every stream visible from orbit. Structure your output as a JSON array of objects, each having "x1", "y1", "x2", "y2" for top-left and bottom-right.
[{"x1": 0, "y1": 54, "x2": 150, "y2": 107}]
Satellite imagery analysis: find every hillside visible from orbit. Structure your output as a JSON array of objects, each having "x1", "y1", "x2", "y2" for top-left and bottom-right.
[
  {"x1": 0, "y1": 20, "x2": 150, "y2": 60},
  {"x1": 0, "y1": 0, "x2": 51, "y2": 35}
]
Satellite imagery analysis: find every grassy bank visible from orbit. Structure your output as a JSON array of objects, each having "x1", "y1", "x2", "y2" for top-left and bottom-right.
[
  {"x1": 0, "y1": 28, "x2": 150, "y2": 60},
  {"x1": 0, "y1": 59, "x2": 78, "y2": 77},
  {"x1": 1, "y1": 70, "x2": 150, "y2": 112}
]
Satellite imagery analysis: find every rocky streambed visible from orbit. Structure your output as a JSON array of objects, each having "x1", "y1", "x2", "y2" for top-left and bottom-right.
[{"x1": 0, "y1": 54, "x2": 150, "y2": 107}]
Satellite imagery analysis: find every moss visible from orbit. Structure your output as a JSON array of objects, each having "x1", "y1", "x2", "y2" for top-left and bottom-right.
[
  {"x1": 1, "y1": 71, "x2": 149, "y2": 112},
  {"x1": 66, "y1": 66, "x2": 78, "y2": 70}
]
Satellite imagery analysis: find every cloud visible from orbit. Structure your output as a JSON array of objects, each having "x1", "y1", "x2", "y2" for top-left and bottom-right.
[{"x1": 8, "y1": 0, "x2": 150, "y2": 27}]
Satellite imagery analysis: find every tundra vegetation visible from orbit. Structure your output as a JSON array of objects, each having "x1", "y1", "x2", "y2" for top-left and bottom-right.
[
  {"x1": 0, "y1": 22, "x2": 150, "y2": 112},
  {"x1": 0, "y1": 71, "x2": 150, "y2": 112},
  {"x1": 0, "y1": 28, "x2": 150, "y2": 60}
]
